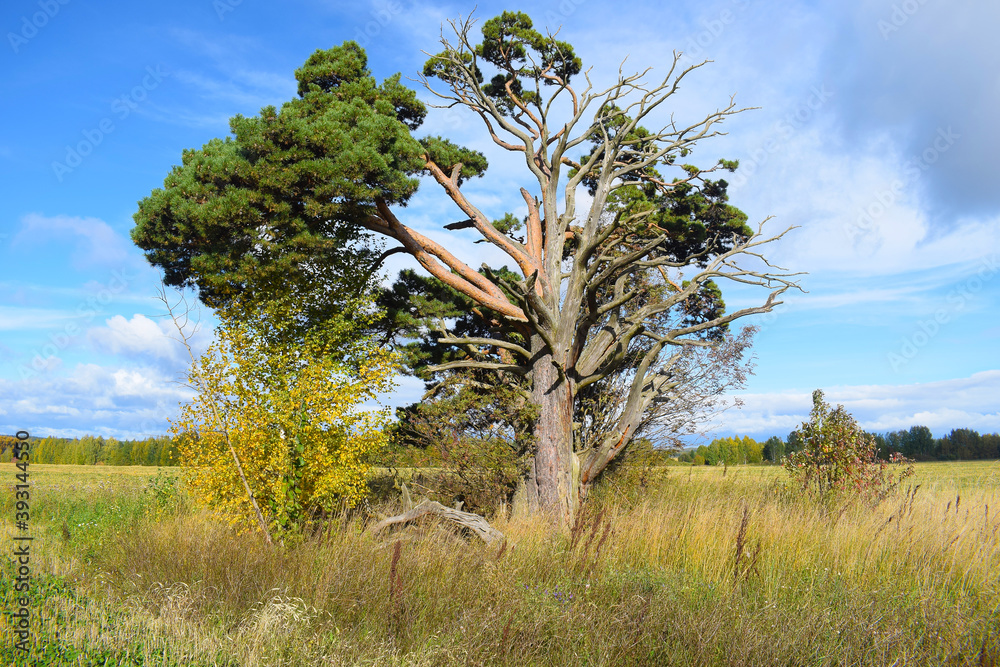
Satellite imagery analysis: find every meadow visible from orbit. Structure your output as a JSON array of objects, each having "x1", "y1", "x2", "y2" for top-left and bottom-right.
[{"x1": 1, "y1": 460, "x2": 998, "y2": 666}]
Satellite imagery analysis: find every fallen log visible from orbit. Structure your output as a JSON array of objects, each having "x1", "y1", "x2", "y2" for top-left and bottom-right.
[{"x1": 370, "y1": 500, "x2": 505, "y2": 545}]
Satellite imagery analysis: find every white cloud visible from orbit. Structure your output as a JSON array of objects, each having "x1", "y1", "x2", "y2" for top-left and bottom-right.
[
  {"x1": 0, "y1": 362, "x2": 193, "y2": 439},
  {"x1": 12, "y1": 213, "x2": 135, "y2": 270},
  {"x1": 111, "y1": 367, "x2": 172, "y2": 396},
  {"x1": 723, "y1": 117, "x2": 1000, "y2": 278},
  {"x1": 0, "y1": 305, "x2": 75, "y2": 331},
  {"x1": 88, "y1": 313, "x2": 185, "y2": 362},
  {"x1": 708, "y1": 370, "x2": 1000, "y2": 439}
]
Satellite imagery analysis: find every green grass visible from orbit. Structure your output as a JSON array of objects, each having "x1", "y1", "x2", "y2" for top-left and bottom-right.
[{"x1": 2, "y1": 461, "x2": 999, "y2": 665}]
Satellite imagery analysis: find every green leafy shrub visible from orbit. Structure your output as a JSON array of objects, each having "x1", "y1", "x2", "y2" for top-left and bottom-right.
[
  {"x1": 785, "y1": 390, "x2": 913, "y2": 501},
  {"x1": 172, "y1": 293, "x2": 396, "y2": 537}
]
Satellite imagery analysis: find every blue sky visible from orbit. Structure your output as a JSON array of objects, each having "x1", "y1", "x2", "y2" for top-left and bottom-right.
[{"x1": 1, "y1": 0, "x2": 997, "y2": 441}]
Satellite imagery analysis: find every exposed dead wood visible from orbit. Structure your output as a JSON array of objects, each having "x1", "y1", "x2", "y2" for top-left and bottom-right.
[
  {"x1": 443, "y1": 218, "x2": 476, "y2": 230},
  {"x1": 370, "y1": 500, "x2": 505, "y2": 545}
]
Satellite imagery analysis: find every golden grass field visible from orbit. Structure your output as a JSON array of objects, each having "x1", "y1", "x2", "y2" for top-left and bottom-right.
[{"x1": 2, "y1": 460, "x2": 998, "y2": 665}]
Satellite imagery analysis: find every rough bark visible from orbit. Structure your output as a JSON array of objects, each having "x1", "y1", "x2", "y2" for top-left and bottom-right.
[
  {"x1": 527, "y1": 345, "x2": 577, "y2": 525},
  {"x1": 512, "y1": 453, "x2": 540, "y2": 516}
]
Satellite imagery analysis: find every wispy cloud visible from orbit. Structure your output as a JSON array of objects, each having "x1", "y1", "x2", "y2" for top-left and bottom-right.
[
  {"x1": 165, "y1": 27, "x2": 295, "y2": 110},
  {"x1": 167, "y1": 27, "x2": 263, "y2": 61},
  {"x1": 12, "y1": 214, "x2": 136, "y2": 270},
  {"x1": 0, "y1": 362, "x2": 193, "y2": 439},
  {"x1": 0, "y1": 306, "x2": 75, "y2": 331},
  {"x1": 87, "y1": 313, "x2": 211, "y2": 364},
  {"x1": 172, "y1": 68, "x2": 295, "y2": 110},
  {"x1": 709, "y1": 371, "x2": 1000, "y2": 439}
]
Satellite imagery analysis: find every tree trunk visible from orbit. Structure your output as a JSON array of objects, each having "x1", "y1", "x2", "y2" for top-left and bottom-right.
[
  {"x1": 526, "y1": 345, "x2": 577, "y2": 526},
  {"x1": 512, "y1": 455, "x2": 539, "y2": 516}
]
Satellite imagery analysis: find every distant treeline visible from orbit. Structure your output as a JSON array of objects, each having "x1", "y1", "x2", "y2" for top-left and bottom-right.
[
  {"x1": 870, "y1": 426, "x2": 1000, "y2": 462},
  {"x1": 678, "y1": 436, "x2": 772, "y2": 466},
  {"x1": 0, "y1": 435, "x2": 178, "y2": 466},
  {"x1": 679, "y1": 427, "x2": 1000, "y2": 465},
  {"x1": 2, "y1": 425, "x2": 996, "y2": 469}
]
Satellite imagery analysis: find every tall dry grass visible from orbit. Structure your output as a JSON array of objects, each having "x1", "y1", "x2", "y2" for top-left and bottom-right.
[{"x1": 2, "y1": 462, "x2": 999, "y2": 665}]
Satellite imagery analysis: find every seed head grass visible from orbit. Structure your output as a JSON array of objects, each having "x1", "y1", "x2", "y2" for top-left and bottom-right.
[{"x1": 1, "y1": 461, "x2": 998, "y2": 665}]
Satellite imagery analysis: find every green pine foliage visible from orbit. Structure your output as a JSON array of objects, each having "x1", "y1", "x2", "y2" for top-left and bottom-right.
[{"x1": 131, "y1": 41, "x2": 463, "y2": 333}]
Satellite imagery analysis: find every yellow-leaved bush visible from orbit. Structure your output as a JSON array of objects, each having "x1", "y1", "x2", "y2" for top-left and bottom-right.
[{"x1": 172, "y1": 295, "x2": 396, "y2": 534}]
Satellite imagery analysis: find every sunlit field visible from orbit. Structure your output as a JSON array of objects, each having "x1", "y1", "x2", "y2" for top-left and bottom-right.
[{"x1": 2, "y1": 461, "x2": 998, "y2": 665}]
